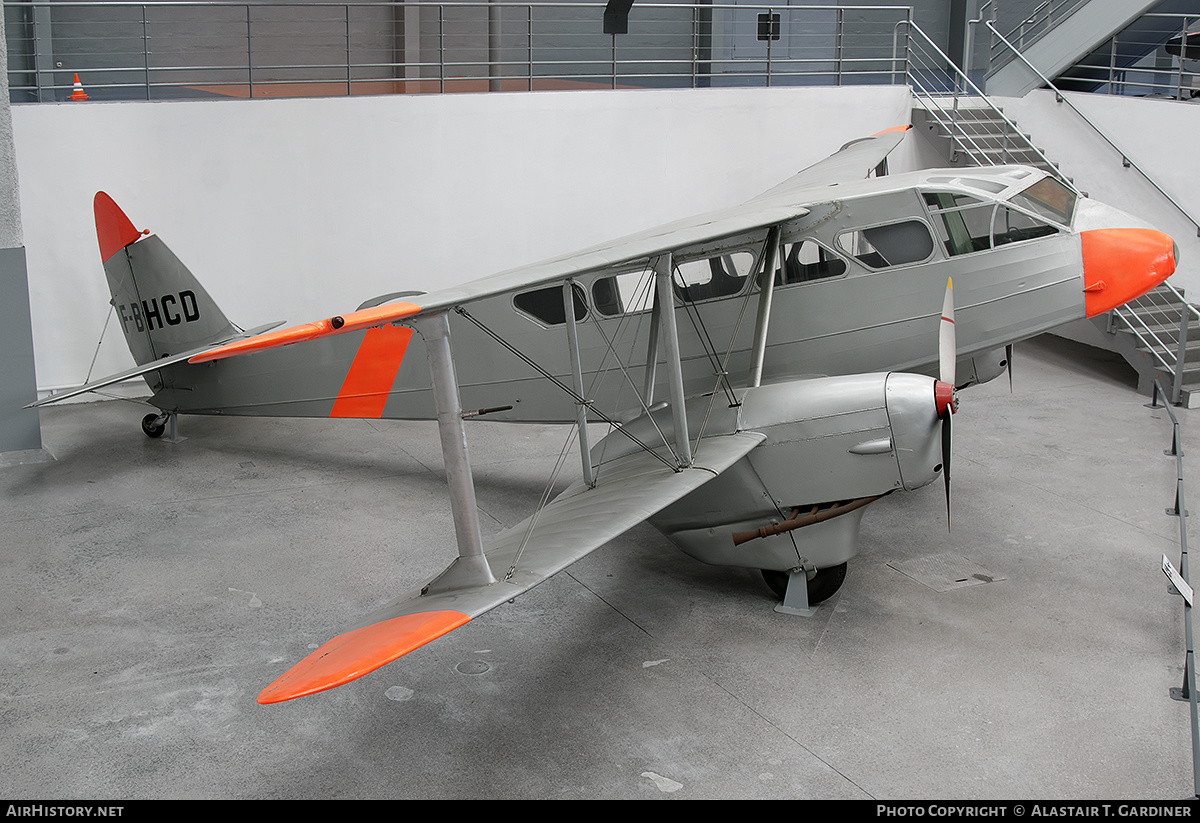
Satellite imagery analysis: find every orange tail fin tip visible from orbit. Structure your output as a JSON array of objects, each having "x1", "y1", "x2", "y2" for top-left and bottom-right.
[{"x1": 94, "y1": 192, "x2": 145, "y2": 263}]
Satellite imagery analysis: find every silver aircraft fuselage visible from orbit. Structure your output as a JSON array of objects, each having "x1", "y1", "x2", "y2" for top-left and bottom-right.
[{"x1": 153, "y1": 165, "x2": 1161, "y2": 426}]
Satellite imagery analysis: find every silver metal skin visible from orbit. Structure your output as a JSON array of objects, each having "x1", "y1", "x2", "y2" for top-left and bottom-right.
[
  {"x1": 747, "y1": 225, "x2": 781, "y2": 389},
  {"x1": 643, "y1": 372, "x2": 943, "y2": 575},
  {"x1": 562, "y1": 281, "x2": 595, "y2": 488},
  {"x1": 411, "y1": 311, "x2": 495, "y2": 592},
  {"x1": 37, "y1": 129, "x2": 1181, "y2": 701},
  {"x1": 655, "y1": 253, "x2": 692, "y2": 468}
]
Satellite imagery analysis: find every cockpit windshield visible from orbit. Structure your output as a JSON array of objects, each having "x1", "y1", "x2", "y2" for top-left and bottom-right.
[{"x1": 1009, "y1": 177, "x2": 1077, "y2": 227}]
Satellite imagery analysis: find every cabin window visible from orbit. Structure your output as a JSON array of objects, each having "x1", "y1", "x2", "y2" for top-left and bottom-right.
[
  {"x1": 673, "y1": 252, "x2": 756, "y2": 303},
  {"x1": 592, "y1": 269, "x2": 655, "y2": 317},
  {"x1": 513, "y1": 283, "x2": 588, "y2": 326},
  {"x1": 756, "y1": 239, "x2": 847, "y2": 288},
  {"x1": 836, "y1": 220, "x2": 934, "y2": 269}
]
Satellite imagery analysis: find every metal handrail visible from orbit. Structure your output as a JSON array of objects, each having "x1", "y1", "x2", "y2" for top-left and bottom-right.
[
  {"x1": 985, "y1": 20, "x2": 1200, "y2": 239},
  {"x1": 1150, "y1": 376, "x2": 1200, "y2": 798},
  {"x1": 898, "y1": 19, "x2": 1069, "y2": 189},
  {"x1": 1059, "y1": 12, "x2": 1200, "y2": 101},
  {"x1": 1111, "y1": 281, "x2": 1200, "y2": 405},
  {"x1": 4, "y1": 2, "x2": 913, "y2": 101}
]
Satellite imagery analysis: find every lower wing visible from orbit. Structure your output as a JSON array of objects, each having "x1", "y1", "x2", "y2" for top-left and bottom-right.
[{"x1": 258, "y1": 430, "x2": 765, "y2": 703}]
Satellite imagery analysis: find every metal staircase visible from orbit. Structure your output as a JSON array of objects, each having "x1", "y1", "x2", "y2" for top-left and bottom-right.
[
  {"x1": 1110, "y1": 285, "x2": 1200, "y2": 406},
  {"x1": 904, "y1": 19, "x2": 1199, "y2": 405},
  {"x1": 902, "y1": 22, "x2": 1065, "y2": 180}
]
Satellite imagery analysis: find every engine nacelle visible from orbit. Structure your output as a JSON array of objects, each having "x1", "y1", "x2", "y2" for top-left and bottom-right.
[
  {"x1": 643, "y1": 372, "x2": 947, "y2": 573},
  {"x1": 738, "y1": 372, "x2": 943, "y2": 505}
]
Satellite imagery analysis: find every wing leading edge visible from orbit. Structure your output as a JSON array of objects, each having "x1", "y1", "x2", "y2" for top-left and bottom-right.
[
  {"x1": 257, "y1": 430, "x2": 766, "y2": 703},
  {"x1": 192, "y1": 126, "x2": 911, "y2": 367}
]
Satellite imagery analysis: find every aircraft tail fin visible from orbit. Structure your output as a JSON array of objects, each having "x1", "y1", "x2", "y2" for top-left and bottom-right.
[{"x1": 95, "y1": 191, "x2": 239, "y2": 366}]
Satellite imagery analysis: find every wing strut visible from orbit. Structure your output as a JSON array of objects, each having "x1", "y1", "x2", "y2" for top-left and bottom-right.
[
  {"x1": 654, "y1": 253, "x2": 692, "y2": 468},
  {"x1": 562, "y1": 281, "x2": 595, "y2": 488},
  {"x1": 747, "y1": 225, "x2": 782, "y2": 388},
  {"x1": 411, "y1": 311, "x2": 497, "y2": 592},
  {"x1": 642, "y1": 285, "x2": 661, "y2": 405}
]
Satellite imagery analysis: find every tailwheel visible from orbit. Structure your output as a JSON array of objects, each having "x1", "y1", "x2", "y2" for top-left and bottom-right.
[
  {"x1": 761, "y1": 563, "x2": 847, "y2": 605},
  {"x1": 141, "y1": 413, "x2": 167, "y2": 439}
]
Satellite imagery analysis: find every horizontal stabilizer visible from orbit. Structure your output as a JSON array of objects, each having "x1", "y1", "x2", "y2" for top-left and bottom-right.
[
  {"x1": 257, "y1": 430, "x2": 765, "y2": 703},
  {"x1": 188, "y1": 301, "x2": 421, "y2": 364},
  {"x1": 27, "y1": 321, "x2": 285, "y2": 407}
]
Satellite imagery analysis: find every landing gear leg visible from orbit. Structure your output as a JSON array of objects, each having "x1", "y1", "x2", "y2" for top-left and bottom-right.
[
  {"x1": 776, "y1": 569, "x2": 815, "y2": 616},
  {"x1": 762, "y1": 562, "x2": 848, "y2": 616},
  {"x1": 141, "y1": 412, "x2": 185, "y2": 443}
]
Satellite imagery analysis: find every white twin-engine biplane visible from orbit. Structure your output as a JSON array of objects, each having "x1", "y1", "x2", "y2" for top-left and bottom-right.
[{"x1": 36, "y1": 126, "x2": 1177, "y2": 703}]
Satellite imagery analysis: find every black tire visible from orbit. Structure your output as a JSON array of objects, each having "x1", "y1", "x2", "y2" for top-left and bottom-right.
[
  {"x1": 761, "y1": 562, "x2": 848, "y2": 605},
  {"x1": 141, "y1": 413, "x2": 166, "y2": 439}
]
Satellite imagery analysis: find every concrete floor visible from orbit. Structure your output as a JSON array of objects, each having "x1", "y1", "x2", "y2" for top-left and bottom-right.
[{"x1": 2, "y1": 335, "x2": 1197, "y2": 800}]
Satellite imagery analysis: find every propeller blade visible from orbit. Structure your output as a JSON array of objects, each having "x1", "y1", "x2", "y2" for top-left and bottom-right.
[
  {"x1": 942, "y1": 410, "x2": 952, "y2": 532},
  {"x1": 939, "y1": 277, "x2": 955, "y2": 386},
  {"x1": 1005, "y1": 343, "x2": 1013, "y2": 393}
]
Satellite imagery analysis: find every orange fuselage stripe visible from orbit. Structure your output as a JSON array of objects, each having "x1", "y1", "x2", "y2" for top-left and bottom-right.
[{"x1": 330, "y1": 324, "x2": 414, "y2": 418}]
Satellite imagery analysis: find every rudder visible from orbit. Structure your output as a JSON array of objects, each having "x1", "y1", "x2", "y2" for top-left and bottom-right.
[{"x1": 95, "y1": 192, "x2": 238, "y2": 366}]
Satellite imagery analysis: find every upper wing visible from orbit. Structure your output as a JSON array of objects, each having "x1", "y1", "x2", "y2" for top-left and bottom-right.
[
  {"x1": 752, "y1": 125, "x2": 911, "y2": 201},
  {"x1": 192, "y1": 126, "x2": 910, "y2": 365},
  {"x1": 257, "y1": 430, "x2": 765, "y2": 703}
]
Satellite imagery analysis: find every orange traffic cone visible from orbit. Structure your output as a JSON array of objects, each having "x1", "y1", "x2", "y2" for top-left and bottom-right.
[{"x1": 68, "y1": 74, "x2": 88, "y2": 101}]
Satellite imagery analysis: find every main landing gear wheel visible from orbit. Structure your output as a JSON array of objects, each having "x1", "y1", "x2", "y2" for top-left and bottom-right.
[
  {"x1": 141, "y1": 413, "x2": 166, "y2": 439},
  {"x1": 761, "y1": 563, "x2": 848, "y2": 606}
]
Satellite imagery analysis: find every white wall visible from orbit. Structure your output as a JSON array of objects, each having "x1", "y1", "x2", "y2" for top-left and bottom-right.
[
  {"x1": 994, "y1": 89, "x2": 1200, "y2": 294},
  {"x1": 13, "y1": 85, "x2": 912, "y2": 392}
]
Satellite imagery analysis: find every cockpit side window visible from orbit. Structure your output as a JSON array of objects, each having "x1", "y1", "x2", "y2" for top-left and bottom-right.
[
  {"x1": 836, "y1": 220, "x2": 934, "y2": 269},
  {"x1": 993, "y1": 206, "x2": 1060, "y2": 247},
  {"x1": 1010, "y1": 177, "x2": 1076, "y2": 227},
  {"x1": 925, "y1": 191, "x2": 1060, "y2": 256}
]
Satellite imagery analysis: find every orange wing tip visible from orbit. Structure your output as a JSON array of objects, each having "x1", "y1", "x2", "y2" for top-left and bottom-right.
[
  {"x1": 188, "y1": 301, "x2": 421, "y2": 364},
  {"x1": 872, "y1": 124, "x2": 912, "y2": 136},
  {"x1": 257, "y1": 610, "x2": 471, "y2": 704},
  {"x1": 94, "y1": 192, "x2": 144, "y2": 263}
]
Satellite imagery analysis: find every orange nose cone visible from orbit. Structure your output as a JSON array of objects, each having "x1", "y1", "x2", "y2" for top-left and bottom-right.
[{"x1": 1082, "y1": 228, "x2": 1176, "y2": 317}]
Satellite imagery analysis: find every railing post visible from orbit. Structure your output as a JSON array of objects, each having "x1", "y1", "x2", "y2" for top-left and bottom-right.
[
  {"x1": 835, "y1": 7, "x2": 843, "y2": 86},
  {"x1": 245, "y1": 5, "x2": 253, "y2": 99},
  {"x1": 345, "y1": 4, "x2": 352, "y2": 96},
  {"x1": 488, "y1": 0, "x2": 501, "y2": 92},
  {"x1": 142, "y1": 6, "x2": 151, "y2": 101},
  {"x1": 1175, "y1": 304, "x2": 1190, "y2": 406},
  {"x1": 1179, "y1": 17, "x2": 1189, "y2": 101},
  {"x1": 611, "y1": 34, "x2": 617, "y2": 89},
  {"x1": 1108, "y1": 33, "x2": 1118, "y2": 96},
  {"x1": 765, "y1": 8, "x2": 772, "y2": 88}
]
